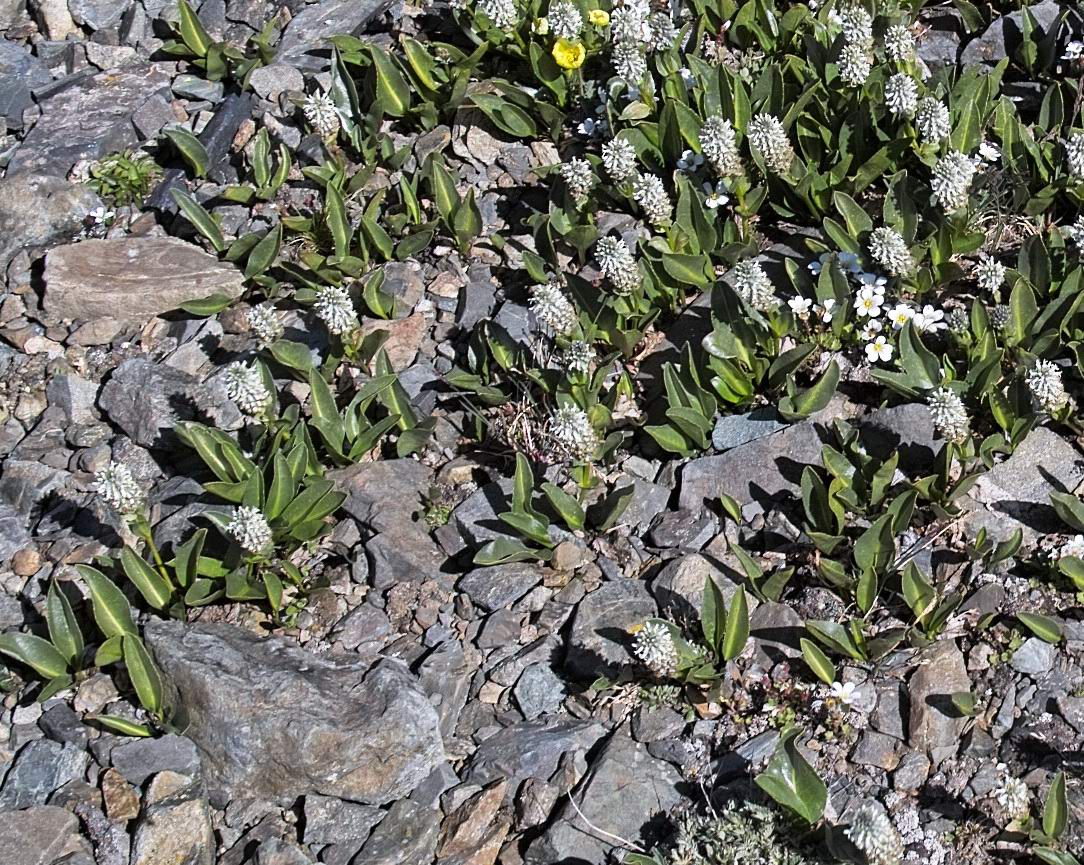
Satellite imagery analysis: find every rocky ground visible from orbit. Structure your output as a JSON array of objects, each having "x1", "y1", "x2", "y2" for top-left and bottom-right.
[{"x1": 0, "y1": 0, "x2": 1083, "y2": 864}]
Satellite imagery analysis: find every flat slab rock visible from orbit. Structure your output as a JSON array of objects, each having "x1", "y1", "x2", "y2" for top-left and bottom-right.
[
  {"x1": 44, "y1": 237, "x2": 246, "y2": 323},
  {"x1": 144, "y1": 620, "x2": 446, "y2": 806}
]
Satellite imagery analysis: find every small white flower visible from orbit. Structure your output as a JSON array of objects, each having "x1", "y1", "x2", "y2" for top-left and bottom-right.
[
  {"x1": 838, "y1": 42, "x2": 872, "y2": 87},
  {"x1": 978, "y1": 140, "x2": 1001, "y2": 163},
  {"x1": 549, "y1": 404, "x2": 599, "y2": 461},
  {"x1": 856, "y1": 272, "x2": 888, "y2": 293},
  {"x1": 227, "y1": 505, "x2": 273, "y2": 555},
  {"x1": 223, "y1": 362, "x2": 271, "y2": 417},
  {"x1": 866, "y1": 335, "x2": 893, "y2": 362},
  {"x1": 1066, "y1": 133, "x2": 1084, "y2": 179},
  {"x1": 303, "y1": 92, "x2": 339, "y2": 138},
  {"x1": 601, "y1": 136, "x2": 638, "y2": 183},
  {"x1": 564, "y1": 340, "x2": 595, "y2": 374},
  {"x1": 846, "y1": 804, "x2": 905, "y2": 865},
  {"x1": 975, "y1": 256, "x2": 1006, "y2": 292},
  {"x1": 1064, "y1": 41, "x2": 1084, "y2": 62},
  {"x1": 832, "y1": 3, "x2": 873, "y2": 47},
  {"x1": 677, "y1": 149, "x2": 704, "y2": 173},
  {"x1": 561, "y1": 157, "x2": 596, "y2": 207},
  {"x1": 547, "y1": 0, "x2": 583, "y2": 39},
  {"x1": 887, "y1": 303, "x2": 914, "y2": 330},
  {"x1": 883, "y1": 23, "x2": 916, "y2": 62},
  {"x1": 632, "y1": 173, "x2": 672, "y2": 227},
  {"x1": 314, "y1": 285, "x2": 358, "y2": 336},
  {"x1": 1026, "y1": 359, "x2": 1069, "y2": 413},
  {"x1": 868, "y1": 226, "x2": 914, "y2": 277},
  {"x1": 928, "y1": 387, "x2": 970, "y2": 442},
  {"x1": 1063, "y1": 215, "x2": 1084, "y2": 245},
  {"x1": 94, "y1": 462, "x2": 146, "y2": 516},
  {"x1": 915, "y1": 97, "x2": 952, "y2": 144},
  {"x1": 994, "y1": 772, "x2": 1030, "y2": 820},
  {"x1": 246, "y1": 304, "x2": 284, "y2": 347},
  {"x1": 830, "y1": 681, "x2": 856, "y2": 704},
  {"x1": 700, "y1": 115, "x2": 742, "y2": 176},
  {"x1": 647, "y1": 10, "x2": 677, "y2": 50},
  {"x1": 703, "y1": 180, "x2": 729, "y2": 209},
  {"x1": 529, "y1": 280, "x2": 578, "y2": 334},
  {"x1": 746, "y1": 113, "x2": 794, "y2": 175},
  {"x1": 613, "y1": 41, "x2": 648, "y2": 85},
  {"x1": 731, "y1": 258, "x2": 779, "y2": 312},
  {"x1": 931, "y1": 150, "x2": 976, "y2": 212},
  {"x1": 1060, "y1": 534, "x2": 1084, "y2": 559},
  {"x1": 479, "y1": 0, "x2": 517, "y2": 29},
  {"x1": 815, "y1": 298, "x2": 836, "y2": 322},
  {"x1": 788, "y1": 295, "x2": 813, "y2": 318},
  {"x1": 860, "y1": 318, "x2": 883, "y2": 341},
  {"x1": 884, "y1": 73, "x2": 918, "y2": 116},
  {"x1": 632, "y1": 621, "x2": 677, "y2": 675},
  {"x1": 596, "y1": 235, "x2": 642, "y2": 294},
  {"x1": 854, "y1": 286, "x2": 884, "y2": 318},
  {"x1": 912, "y1": 304, "x2": 946, "y2": 333}
]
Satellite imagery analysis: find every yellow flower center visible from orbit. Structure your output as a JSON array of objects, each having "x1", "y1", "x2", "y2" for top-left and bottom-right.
[{"x1": 552, "y1": 38, "x2": 586, "y2": 69}]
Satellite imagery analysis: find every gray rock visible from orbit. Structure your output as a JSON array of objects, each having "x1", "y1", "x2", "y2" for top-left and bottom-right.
[
  {"x1": 302, "y1": 795, "x2": 383, "y2": 846},
  {"x1": 566, "y1": 580, "x2": 656, "y2": 680},
  {"x1": 256, "y1": 840, "x2": 315, "y2": 865},
  {"x1": 99, "y1": 358, "x2": 241, "y2": 449},
  {"x1": 111, "y1": 735, "x2": 201, "y2": 786},
  {"x1": 712, "y1": 408, "x2": 788, "y2": 451},
  {"x1": 525, "y1": 731, "x2": 684, "y2": 865},
  {"x1": 171, "y1": 74, "x2": 225, "y2": 103},
  {"x1": 679, "y1": 419, "x2": 825, "y2": 509},
  {"x1": 277, "y1": 0, "x2": 394, "y2": 63},
  {"x1": 917, "y1": 19, "x2": 961, "y2": 68},
  {"x1": 0, "y1": 806, "x2": 90, "y2": 865},
  {"x1": 464, "y1": 717, "x2": 605, "y2": 787},
  {"x1": 893, "y1": 750, "x2": 930, "y2": 792},
  {"x1": 29, "y1": 0, "x2": 77, "y2": 38},
  {"x1": 651, "y1": 553, "x2": 746, "y2": 623},
  {"x1": 859, "y1": 403, "x2": 938, "y2": 473},
  {"x1": 851, "y1": 730, "x2": 903, "y2": 771},
  {"x1": 353, "y1": 799, "x2": 439, "y2": 865},
  {"x1": 749, "y1": 601, "x2": 804, "y2": 660},
  {"x1": 0, "y1": 500, "x2": 35, "y2": 563},
  {"x1": 458, "y1": 563, "x2": 542, "y2": 612},
  {"x1": 130, "y1": 777, "x2": 214, "y2": 865},
  {"x1": 0, "y1": 173, "x2": 101, "y2": 268},
  {"x1": 44, "y1": 237, "x2": 246, "y2": 324},
  {"x1": 513, "y1": 663, "x2": 566, "y2": 719},
  {"x1": 960, "y1": 1, "x2": 1060, "y2": 65},
  {"x1": 439, "y1": 479, "x2": 512, "y2": 555},
  {"x1": 144, "y1": 621, "x2": 446, "y2": 805},
  {"x1": 333, "y1": 458, "x2": 432, "y2": 534},
  {"x1": 247, "y1": 63, "x2": 304, "y2": 102},
  {"x1": 1057, "y1": 695, "x2": 1084, "y2": 733},
  {"x1": 68, "y1": 0, "x2": 130, "y2": 30},
  {"x1": 1011, "y1": 637, "x2": 1055, "y2": 677},
  {"x1": 0, "y1": 40, "x2": 51, "y2": 131},
  {"x1": 38, "y1": 703, "x2": 87, "y2": 747},
  {"x1": 621, "y1": 478, "x2": 672, "y2": 533},
  {"x1": 8, "y1": 65, "x2": 171, "y2": 176},
  {"x1": 631, "y1": 706, "x2": 686, "y2": 743},
  {"x1": 908, "y1": 641, "x2": 970, "y2": 766},
  {"x1": 365, "y1": 527, "x2": 447, "y2": 590},
  {"x1": 415, "y1": 639, "x2": 472, "y2": 739},
  {"x1": 45, "y1": 373, "x2": 99, "y2": 425},
  {"x1": 0, "y1": 740, "x2": 89, "y2": 809}
]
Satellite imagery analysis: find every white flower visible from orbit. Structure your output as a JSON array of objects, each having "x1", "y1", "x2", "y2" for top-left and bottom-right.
[
  {"x1": 314, "y1": 285, "x2": 358, "y2": 336},
  {"x1": 303, "y1": 92, "x2": 339, "y2": 138},
  {"x1": 561, "y1": 157, "x2": 596, "y2": 206},
  {"x1": 915, "y1": 97, "x2": 951, "y2": 144},
  {"x1": 1063, "y1": 215, "x2": 1084, "y2": 245},
  {"x1": 529, "y1": 280, "x2": 578, "y2": 334},
  {"x1": 1060, "y1": 535, "x2": 1084, "y2": 559},
  {"x1": 610, "y1": 0, "x2": 651, "y2": 43},
  {"x1": 887, "y1": 303, "x2": 914, "y2": 330},
  {"x1": 547, "y1": 0, "x2": 582, "y2": 39},
  {"x1": 832, "y1": 3, "x2": 873, "y2": 47},
  {"x1": 647, "y1": 10, "x2": 677, "y2": 50},
  {"x1": 788, "y1": 295, "x2": 812, "y2": 319},
  {"x1": 223, "y1": 362, "x2": 271, "y2": 417},
  {"x1": 854, "y1": 286, "x2": 884, "y2": 318},
  {"x1": 1026, "y1": 359, "x2": 1068, "y2": 413},
  {"x1": 912, "y1": 304, "x2": 946, "y2": 333},
  {"x1": 699, "y1": 115, "x2": 742, "y2": 176},
  {"x1": 746, "y1": 113, "x2": 794, "y2": 175},
  {"x1": 1066, "y1": 133, "x2": 1084, "y2": 179},
  {"x1": 884, "y1": 73, "x2": 918, "y2": 116},
  {"x1": 94, "y1": 462, "x2": 145, "y2": 516},
  {"x1": 577, "y1": 114, "x2": 608, "y2": 138},
  {"x1": 856, "y1": 272, "x2": 888, "y2": 292},
  {"x1": 845, "y1": 805, "x2": 904, "y2": 865},
  {"x1": 868, "y1": 226, "x2": 914, "y2": 276},
  {"x1": 246, "y1": 304, "x2": 284, "y2": 347},
  {"x1": 866, "y1": 335, "x2": 893, "y2": 362},
  {"x1": 860, "y1": 319, "x2": 883, "y2": 341},
  {"x1": 928, "y1": 387, "x2": 970, "y2": 442},
  {"x1": 227, "y1": 505, "x2": 273, "y2": 555},
  {"x1": 703, "y1": 180, "x2": 728, "y2": 209},
  {"x1": 632, "y1": 621, "x2": 677, "y2": 675},
  {"x1": 1064, "y1": 41, "x2": 1084, "y2": 62},
  {"x1": 632, "y1": 173, "x2": 672, "y2": 228},
  {"x1": 676, "y1": 149, "x2": 704, "y2": 173},
  {"x1": 731, "y1": 258, "x2": 779, "y2": 311},
  {"x1": 978, "y1": 140, "x2": 1001, "y2": 164},
  {"x1": 601, "y1": 137, "x2": 638, "y2": 183},
  {"x1": 549, "y1": 404, "x2": 599, "y2": 460},
  {"x1": 479, "y1": 0, "x2": 517, "y2": 29},
  {"x1": 838, "y1": 42, "x2": 872, "y2": 87},
  {"x1": 883, "y1": 24, "x2": 916, "y2": 62},
  {"x1": 564, "y1": 340, "x2": 595, "y2": 374},
  {"x1": 931, "y1": 150, "x2": 976, "y2": 212},
  {"x1": 596, "y1": 235, "x2": 642, "y2": 294},
  {"x1": 830, "y1": 681, "x2": 856, "y2": 704},
  {"x1": 613, "y1": 41, "x2": 647, "y2": 85},
  {"x1": 975, "y1": 256, "x2": 1006, "y2": 292},
  {"x1": 994, "y1": 773, "x2": 1030, "y2": 820},
  {"x1": 815, "y1": 298, "x2": 836, "y2": 322}
]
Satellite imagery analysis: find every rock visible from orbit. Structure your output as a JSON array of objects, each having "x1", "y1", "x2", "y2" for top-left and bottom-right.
[
  {"x1": 171, "y1": 74, "x2": 225, "y2": 103},
  {"x1": 111, "y1": 735, "x2": 202, "y2": 786},
  {"x1": 333, "y1": 458, "x2": 431, "y2": 533},
  {"x1": 0, "y1": 41, "x2": 52, "y2": 132},
  {"x1": 525, "y1": 731, "x2": 684, "y2": 864},
  {"x1": 651, "y1": 553, "x2": 746, "y2": 622},
  {"x1": 353, "y1": 799, "x2": 440, "y2": 865},
  {"x1": 0, "y1": 806, "x2": 90, "y2": 865},
  {"x1": 256, "y1": 840, "x2": 315, "y2": 865},
  {"x1": 45, "y1": 373, "x2": 99, "y2": 425},
  {"x1": 101, "y1": 769, "x2": 140, "y2": 823},
  {"x1": 416, "y1": 639, "x2": 472, "y2": 739},
  {"x1": 248, "y1": 63, "x2": 304, "y2": 102},
  {"x1": 44, "y1": 237, "x2": 246, "y2": 323},
  {"x1": 437, "y1": 781, "x2": 509, "y2": 862},
  {"x1": 277, "y1": 0, "x2": 395, "y2": 63},
  {"x1": 0, "y1": 173, "x2": 101, "y2": 268},
  {"x1": 0, "y1": 501, "x2": 35, "y2": 564},
  {"x1": 98, "y1": 358, "x2": 241, "y2": 449},
  {"x1": 0, "y1": 739, "x2": 89, "y2": 809},
  {"x1": 366, "y1": 527, "x2": 448, "y2": 590},
  {"x1": 968, "y1": 427, "x2": 1084, "y2": 539},
  {"x1": 1011, "y1": 637, "x2": 1055, "y2": 677},
  {"x1": 621, "y1": 478, "x2": 672, "y2": 533},
  {"x1": 749, "y1": 601, "x2": 805, "y2": 660},
  {"x1": 358, "y1": 312, "x2": 426, "y2": 370},
  {"x1": 513, "y1": 663, "x2": 566, "y2": 719},
  {"x1": 917, "y1": 13, "x2": 961, "y2": 67},
  {"x1": 439, "y1": 479, "x2": 513, "y2": 555},
  {"x1": 302, "y1": 795, "x2": 383, "y2": 846},
  {"x1": 458, "y1": 563, "x2": 542, "y2": 612},
  {"x1": 711, "y1": 408, "x2": 788, "y2": 451},
  {"x1": 8, "y1": 65, "x2": 172, "y2": 176},
  {"x1": 859, "y1": 403, "x2": 938, "y2": 473},
  {"x1": 144, "y1": 621, "x2": 446, "y2": 805},
  {"x1": 565, "y1": 580, "x2": 657, "y2": 679},
  {"x1": 29, "y1": 0, "x2": 77, "y2": 38},
  {"x1": 464, "y1": 717, "x2": 606, "y2": 788},
  {"x1": 68, "y1": 0, "x2": 130, "y2": 30},
  {"x1": 908, "y1": 641, "x2": 970, "y2": 766},
  {"x1": 960, "y1": 1, "x2": 1060, "y2": 66},
  {"x1": 679, "y1": 420, "x2": 825, "y2": 509},
  {"x1": 130, "y1": 774, "x2": 214, "y2": 865},
  {"x1": 851, "y1": 731, "x2": 904, "y2": 771},
  {"x1": 893, "y1": 750, "x2": 930, "y2": 792},
  {"x1": 647, "y1": 507, "x2": 717, "y2": 550}
]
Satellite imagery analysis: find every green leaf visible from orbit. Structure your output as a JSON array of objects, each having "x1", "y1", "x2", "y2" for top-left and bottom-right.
[
  {"x1": 589, "y1": 484, "x2": 635, "y2": 532},
  {"x1": 512, "y1": 452, "x2": 534, "y2": 514},
  {"x1": 91, "y1": 714, "x2": 155, "y2": 737},
  {"x1": 778, "y1": 360, "x2": 839, "y2": 421},
  {"x1": 120, "y1": 547, "x2": 173, "y2": 611},
  {"x1": 1034, "y1": 850, "x2": 1080, "y2": 865},
  {"x1": 162, "y1": 128, "x2": 210, "y2": 178},
  {"x1": 473, "y1": 537, "x2": 544, "y2": 565},
  {"x1": 324, "y1": 184, "x2": 351, "y2": 260},
  {"x1": 176, "y1": 0, "x2": 211, "y2": 56},
  {"x1": 123, "y1": 635, "x2": 164, "y2": 717},
  {"x1": 269, "y1": 339, "x2": 315, "y2": 373},
  {"x1": 76, "y1": 565, "x2": 137, "y2": 637},
  {"x1": 170, "y1": 189, "x2": 225, "y2": 252},
  {"x1": 1017, "y1": 612, "x2": 1063, "y2": 643},
  {"x1": 722, "y1": 585, "x2": 749, "y2": 661},
  {"x1": 173, "y1": 529, "x2": 206, "y2": 590},
  {"x1": 94, "y1": 634, "x2": 124, "y2": 667},
  {"x1": 244, "y1": 224, "x2": 282, "y2": 279},
  {"x1": 541, "y1": 482, "x2": 586, "y2": 531},
  {"x1": 1043, "y1": 771, "x2": 1068, "y2": 839},
  {"x1": 0, "y1": 632, "x2": 68, "y2": 679},
  {"x1": 368, "y1": 44, "x2": 411, "y2": 117},
  {"x1": 800, "y1": 638, "x2": 835, "y2": 685},
  {"x1": 46, "y1": 582, "x2": 83, "y2": 668},
  {"x1": 179, "y1": 293, "x2": 234, "y2": 316},
  {"x1": 452, "y1": 189, "x2": 482, "y2": 250},
  {"x1": 832, "y1": 192, "x2": 872, "y2": 238},
  {"x1": 1051, "y1": 491, "x2": 1084, "y2": 532},
  {"x1": 701, "y1": 576, "x2": 728, "y2": 656},
  {"x1": 754, "y1": 728, "x2": 827, "y2": 825}
]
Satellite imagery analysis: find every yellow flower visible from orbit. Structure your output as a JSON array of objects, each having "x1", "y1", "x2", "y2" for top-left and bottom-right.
[
  {"x1": 588, "y1": 8, "x2": 609, "y2": 25},
  {"x1": 552, "y1": 37, "x2": 585, "y2": 69}
]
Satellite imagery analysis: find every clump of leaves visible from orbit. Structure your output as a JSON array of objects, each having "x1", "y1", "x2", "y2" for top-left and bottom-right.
[{"x1": 86, "y1": 150, "x2": 161, "y2": 208}]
